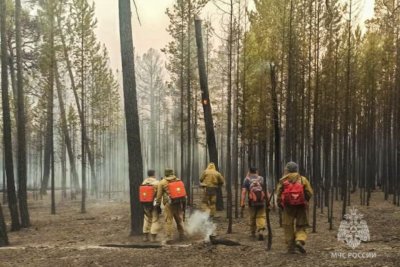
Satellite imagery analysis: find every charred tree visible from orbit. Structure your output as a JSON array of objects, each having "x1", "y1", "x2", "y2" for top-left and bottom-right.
[
  {"x1": 15, "y1": 0, "x2": 30, "y2": 227},
  {"x1": 195, "y1": 16, "x2": 222, "y2": 210},
  {"x1": 225, "y1": 0, "x2": 234, "y2": 234},
  {"x1": 118, "y1": 0, "x2": 144, "y2": 235}
]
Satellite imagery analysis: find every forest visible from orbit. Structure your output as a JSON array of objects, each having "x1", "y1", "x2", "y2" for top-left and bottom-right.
[{"x1": 0, "y1": 0, "x2": 399, "y2": 266}]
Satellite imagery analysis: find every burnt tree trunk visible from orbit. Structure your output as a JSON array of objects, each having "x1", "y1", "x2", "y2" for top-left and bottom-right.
[
  {"x1": 195, "y1": 16, "x2": 222, "y2": 210},
  {"x1": 119, "y1": 0, "x2": 144, "y2": 235},
  {"x1": 15, "y1": 0, "x2": 30, "y2": 227}
]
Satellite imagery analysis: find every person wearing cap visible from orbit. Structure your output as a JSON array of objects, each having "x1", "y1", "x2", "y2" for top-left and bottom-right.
[
  {"x1": 199, "y1": 163, "x2": 225, "y2": 219},
  {"x1": 141, "y1": 170, "x2": 160, "y2": 242},
  {"x1": 276, "y1": 162, "x2": 313, "y2": 254},
  {"x1": 155, "y1": 169, "x2": 186, "y2": 244}
]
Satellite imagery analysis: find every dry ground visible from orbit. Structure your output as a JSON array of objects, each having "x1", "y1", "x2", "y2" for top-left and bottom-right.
[{"x1": 0, "y1": 190, "x2": 399, "y2": 267}]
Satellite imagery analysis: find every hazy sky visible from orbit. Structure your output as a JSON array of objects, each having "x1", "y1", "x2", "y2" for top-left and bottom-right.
[{"x1": 93, "y1": 0, "x2": 375, "y2": 72}]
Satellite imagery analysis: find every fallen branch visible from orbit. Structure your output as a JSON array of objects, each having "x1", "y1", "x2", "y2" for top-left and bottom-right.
[
  {"x1": 100, "y1": 244, "x2": 162, "y2": 249},
  {"x1": 209, "y1": 236, "x2": 241, "y2": 246}
]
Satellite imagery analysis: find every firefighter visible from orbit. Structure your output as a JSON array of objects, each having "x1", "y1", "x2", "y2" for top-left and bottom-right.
[
  {"x1": 200, "y1": 163, "x2": 224, "y2": 218},
  {"x1": 140, "y1": 170, "x2": 160, "y2": 242},
  {"x1": 276, "y1": 162, "x2": 313, "y2": 254},
  {"x1": 241, "y1": 167, "x2": 268, "y2": 241},
  {"x1": 155, "y1": 169, "x2": 186, "y2": 244}
]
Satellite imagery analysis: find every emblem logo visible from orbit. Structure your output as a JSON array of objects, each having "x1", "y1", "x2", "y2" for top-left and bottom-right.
[{"x1": 337, "y1": 207, "x2": 370, "y2": 249}]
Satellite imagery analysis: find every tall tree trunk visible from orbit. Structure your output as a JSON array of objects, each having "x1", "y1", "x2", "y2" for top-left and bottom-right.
[
  {"x1": 270, "y1": 64, "x2": 281, "y2": 184},
  {"x1": 312, "y1": 0, "x2": 321, "y2": 233},
  {"x1": 1, "y1": 0, "x2": 20, "y2": 231},
  {"x1": 225, "y1": 0, "x2": 234, "y2": 234},
  {"x1": 180, "y1": 2, "x2": 185, "y2": 181},
  {"x1": 341, "y1": 0, "x2": 352, "y2": 219},
  {"x1": 119, "y1": 0, "x2": 144, "y2": 235},
  {"x1": 195, "y1": 15, "x2": 221, "y2": 193},
  {"x1": 186, "y1": 0, "x2": 192, "y2": 204},
  {"x1": 49, "y1": 0, "x2": 56, "y2": 216},
  {"x1": 285, "y1": 0, "x2": 294, "y2": 162},
  {"x1": 194, "y1": 15, "x2": 224, "y2": 211},
  {"x1": 270, "y1": 63, "x2": 282, "y2": 233},
  {"x1": 80, "y1": 0, "x2": 86, "y2": 214},
  {"x1": 15, "y1": 0, "x2": 30, "y2": 227},
  {"x1": 233, "y1": 35, "x2": 240, "y2": 219}
]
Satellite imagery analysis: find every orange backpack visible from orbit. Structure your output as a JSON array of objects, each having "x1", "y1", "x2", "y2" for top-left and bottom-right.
[
  {"x1": 139, "y1": 185, "x2": 155, "y2": 203},
  {"x1": 167, "y1": 180, "x2": 187, "y2": 204}
]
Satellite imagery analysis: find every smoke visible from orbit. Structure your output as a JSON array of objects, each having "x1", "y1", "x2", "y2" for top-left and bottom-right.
[{"x1": 185, "y1": 210, "x2": 216, "y2": 241}]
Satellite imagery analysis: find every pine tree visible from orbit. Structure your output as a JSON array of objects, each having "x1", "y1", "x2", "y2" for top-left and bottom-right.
[
  {"x1": 15, "y1": 0, "x2": 30, "y2": 227},
  {"x1": 118, "y1": 0, "x2": 144, "y2": 235},
  {"x1": 0, "y1": 0, "x2": 20, "y2": 231}
]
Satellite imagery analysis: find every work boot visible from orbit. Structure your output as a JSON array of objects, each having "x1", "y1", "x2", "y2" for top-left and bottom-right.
[
  {"x1": 295, "y1": 240, "x2": 306, "y2": 254},
  {"x1": 258, "y1": 233, "x2": 264, "y2": 241},
  {"x1": 151, "y1": 234, "x2": 157, "y2": 242},
  {"x1": 142, "y1": 233, "x2": 149, "y2": 242}
]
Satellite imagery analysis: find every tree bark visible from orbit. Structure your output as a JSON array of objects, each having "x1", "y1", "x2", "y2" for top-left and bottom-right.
[
  {"x1": 186, "y1": 0, "x2": 192, "y2": 204},
  {"x1": 15, "y1": 0, "x2": 30, "y2": 227},
  {"x1": 49, "y1": 0, "x2": 56, "y2": 216},
  {"x1": 118, "y1": 0, "x2": 144, "y2": 235},
  {"x1": 80, "y1": 0, "x2": 86, "y2": 214},
  {"x1": 270, "y1": 64, "x2": 281, "y2": 183},
  {"x1": 194, "y1": 16, "x2": 222, "y2": 210},
  {"x1": 1, "y1": 0, "x2": 20, "y2": 231}
]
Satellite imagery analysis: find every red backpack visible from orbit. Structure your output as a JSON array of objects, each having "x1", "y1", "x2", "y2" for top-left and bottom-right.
[
  {"x1": 167, "y1": 180, "x2": 187, "y2": 204},
  {"x1": 281, "y1": 176, "x2": 306, "y2": 206},
  {"x1": 139, "y1": 185, "x2": 155, "y2": 203}
]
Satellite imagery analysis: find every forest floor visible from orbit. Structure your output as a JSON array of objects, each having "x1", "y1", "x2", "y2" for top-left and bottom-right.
[{"x1": 0, "y1": 190, "x2": 399, "y2": 267}]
